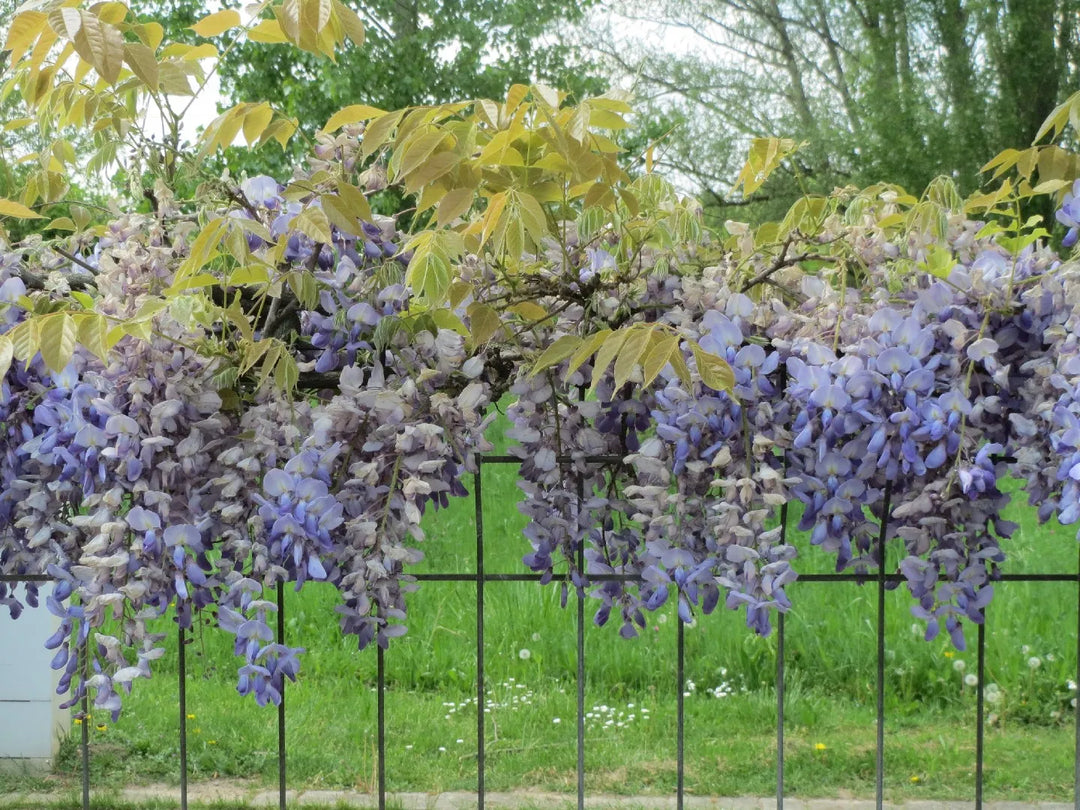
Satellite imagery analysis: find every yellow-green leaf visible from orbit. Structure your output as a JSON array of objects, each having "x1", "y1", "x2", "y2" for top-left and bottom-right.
[
  {"x1": 274, "y1": 351, "x2": 299, "y2": 393},
  {"x1": 286, "y1": 270, "x2": 319, "y2": 309},
  {"x1": 406, "y1": 251, "x2": 450, "y2": 304},
  {"x1": 9, "y1": 320, "x2": 37, "y2": 364},
  {"x1": 293, "y1": 207, "x2": 332, "y2": 244},
  {"x1": 403, "y1": 151, "x2": 458, "y2": 194},
  {"x1": 361, "y1": 111, "x2": 403, "y2": 161},
  {"x1": 515, "y1": 191, "x2": 547, "y2": 245},
  {"x1": 509, "y1": 302, "x2": 548, "y2": 323},
  {"x1": 50, "y1": 8, "x2": 125, "y2": 84},
  {"x1": 466, "y1": 302, "x2": 502, "y2": 346},
  {"x1": 70, "y1": 291, "x2": 95, "y2": 309},
  {"x1": 327, "y1": 181, "x2": 370, "y2": 224},
  {"x1": 75, "y1": 312, "x2": 110, "y2": 361},
  {"x1": 333, "y1": 0, "x2": 365, "y2": 45},
  {"x1": 190, "y1": 9, "x2": 241, "y2": 37},
  {"x1": 0, "y1": 199, "x2": 42, "y2": 219},
  {"x1": 38, "y1": 312, "x2": 77, "y2": 373},
  {"x1": 240, "y1": 338, "x2": 272, "y2": 375},
  {"x1": 613, "y1": 326, "x2": 651, "y2": 390},
  {"x1": 691, "y1": 342, "x2": 735, "y2": 392},
  {"x1": 532, "y1": 335, "x2": 582, "y2": 375},
  {"x1": 247, "y1": 18, "x2": 288, "y2": 43},
  {"x1": 242, "y1": 102, "x2": 274, "y2": 146},
  {"x1": 437, "y1": 186, "x2": 474, "y2": 227},
  {"x1": 123, "y1": 41, "x2": 159, "y2": 90},
  {"x1": 322, "y1": 104, "x2": 385, "y2": 133},
  {"x1": 321, "y1": 193, "x2": 361, "y2": 235},
  {"x1": 229, "y1": 264, "x2": 270, "y2": 285},
  {"x1": 0, "y1": 335, "x2": 12, "y2": 379},
  {"x1": 641, "y1": 334, "x2": 677, "y2": 388},
  {"x1": 734, "y1": 137, "x2": 800, "y2": 196},
  {"x1": 565, "y1": 330, "x2": 611, "y2": 377},
  {"x1": 5, "y1": 11, "x2": 47, "y2": 64},
  {"x1": 591, "y1": 330, "x2": 629, "y2": 390}
]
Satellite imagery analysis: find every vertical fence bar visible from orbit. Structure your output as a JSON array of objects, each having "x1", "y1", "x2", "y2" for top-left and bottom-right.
[
  {"x1": 80, "y1": 637, "x2": 90, "y2": 810},
  {"x1": 277, "y1": 581, "x2": 286, "y2": 810},
  {"x1": 776, "y1": 611, "x2": 785, "y2": 810},
  {"x1": 975, "y1": 617, "x2": 986, "y2": 810},
  {"x1": 776, "y1": 492, "x2": 788, "y2": 810},
  {"x1": 475, "y1": 464, "x2": 486, "y2": 810},
  {"x1": 576, "y1": 473, "x2": 586, "y2": 810},
  {"x1": 178, "y1": 624, "x2": 188, "y2": 810},
  {"x1": 677, "y1": 616, "x2": 685, "y2": 810},
  {"x1": 378, "y1": 644, "x2": 386, "y2": 810},
  {"x1": 875, "y1": 481, "x2": 892, "y2": 810}
]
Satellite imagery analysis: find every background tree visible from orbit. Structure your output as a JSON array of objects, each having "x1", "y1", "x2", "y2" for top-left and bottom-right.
[{"x1": 596, "y1": 0, "x2": 1080, "y2": 223}]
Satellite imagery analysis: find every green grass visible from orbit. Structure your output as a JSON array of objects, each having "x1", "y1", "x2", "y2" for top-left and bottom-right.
[{"x1": 3, "y1": 422, "x2": 1080, "y2": 803}]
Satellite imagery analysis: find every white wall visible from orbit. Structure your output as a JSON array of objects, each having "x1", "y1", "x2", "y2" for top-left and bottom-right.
[{"x1": 0, "y1": 584, "x2": 68, "y2": 768}]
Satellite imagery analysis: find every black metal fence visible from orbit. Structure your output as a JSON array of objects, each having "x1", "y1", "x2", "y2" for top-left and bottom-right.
[{"x1": 3, "y1": 453, "x2": 1080, "y2": 810}]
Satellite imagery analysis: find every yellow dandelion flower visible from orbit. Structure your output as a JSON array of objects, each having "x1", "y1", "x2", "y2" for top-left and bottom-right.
[
  {"x1": 944, "y1": 651, "x2": 954, "y2": 658},
  {"x1": 208, "y1": 740, "x2": 217, "y2": 745},
  {"x1": 95, "y1": 724, "x2": 106, "y2": 732},
  {"x1": 73, "y1": 718, "x2": 82, "y2": 726},
  {"x1": 814, "y1": 742, "x2": 827, "y2": 751},
  {"x1": 910, "y1": 775, "x2": 921, "y2": 783},
  {"x1": 186, "y1": 713, "x2": 196, "y2": 720}
]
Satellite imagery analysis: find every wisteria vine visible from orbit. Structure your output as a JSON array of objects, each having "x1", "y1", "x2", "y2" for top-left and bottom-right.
[{"x1": 3, "y1": 139, "x2": 1080, "y2": 724}]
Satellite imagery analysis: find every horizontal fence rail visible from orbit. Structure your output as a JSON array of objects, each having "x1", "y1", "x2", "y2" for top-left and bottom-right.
[{"x1": 2, "y1": 453, "x2": 1080, "y2": 810}]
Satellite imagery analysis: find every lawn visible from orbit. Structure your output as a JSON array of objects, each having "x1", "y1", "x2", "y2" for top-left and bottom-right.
[{"x1": 3, "y1": 422, "x2": 1079, "y2": 804}]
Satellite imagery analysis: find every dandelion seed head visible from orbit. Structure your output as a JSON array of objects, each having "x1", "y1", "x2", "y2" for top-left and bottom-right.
[{"x1": 964, "y1": 673, "x2": 978, "y2": 687}]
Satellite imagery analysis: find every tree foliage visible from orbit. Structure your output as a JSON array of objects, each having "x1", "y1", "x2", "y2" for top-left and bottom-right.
[{"x1": 599, "y1": 0, "x2": 1080, "y2": 221}]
